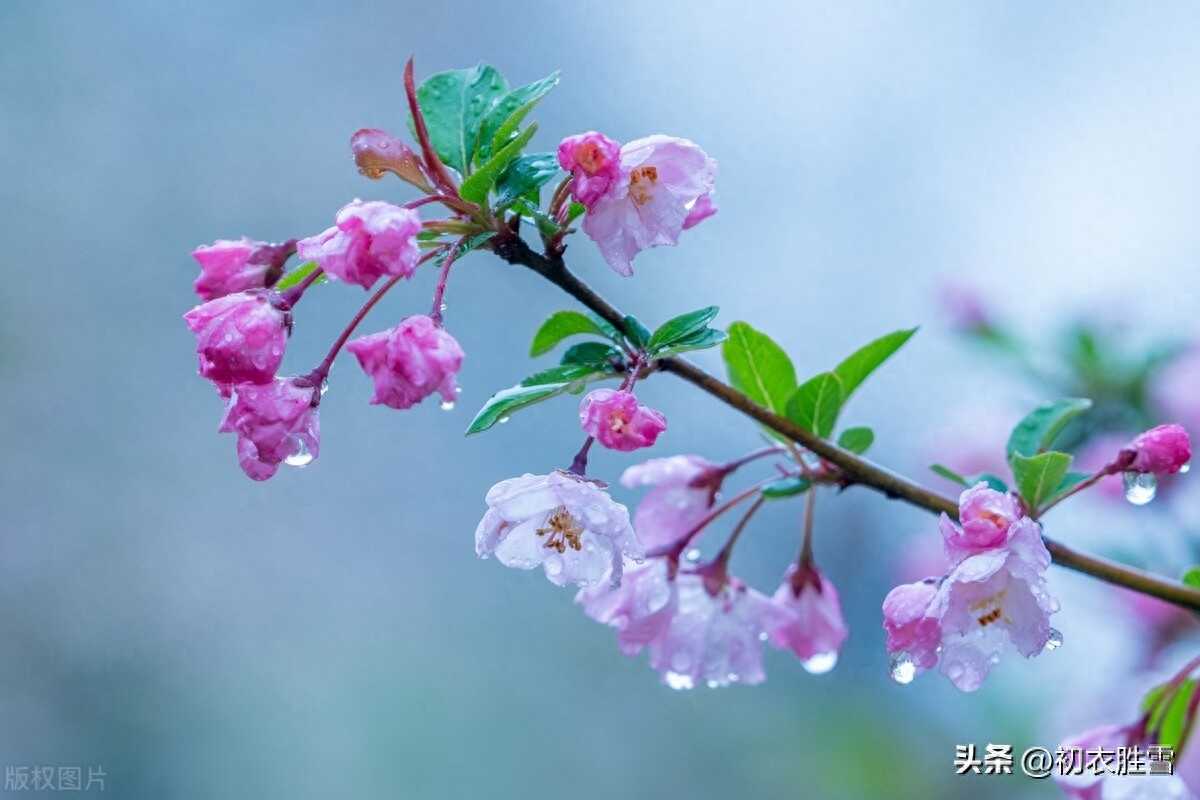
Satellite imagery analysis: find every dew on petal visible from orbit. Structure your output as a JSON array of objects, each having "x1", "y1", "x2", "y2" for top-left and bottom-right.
[
  {"x1": 1122, "y1": 472, "x2": 1157, "y2": 505},
  {"x1": 665, "y1": 672, "x2": 694, "y2": 690},
  {"x1": 684, "y1": 548, "x2": 701, "y2": 564},
  {"x1": 440, "y1": 400, "x2": 455, "y2": 411},
  {"x1": 889, "y1": 651, "x2": 916, "y2": 684},
  {"x1": 1180, "y1": 463, "x2": 1191, "y2": 474},
  {"x1": 801, "y1": 652, "x2": 838, "y2": 675},
  {"x1": 284, "y1": 438, "x2": 313, "y2": 467},
  {"x1": 1045, "y1": 628, "x2": 1063, "y2": 651}
]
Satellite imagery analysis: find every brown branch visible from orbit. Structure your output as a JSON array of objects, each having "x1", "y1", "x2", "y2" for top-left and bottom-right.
[{"x1": 493, "y1": 231, "x2": 1200, "y2": 613}]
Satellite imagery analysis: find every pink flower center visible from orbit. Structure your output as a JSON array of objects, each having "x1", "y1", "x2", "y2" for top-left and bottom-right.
[
  {"x1": 536, "y1": 506, "x2": 585, "y2": 554},
  {"x1": 577, "y1": 142, "x2": 609, "y2": 175},
  {"x1": 629, "y1": 166, "x2": 659, "y2": 205},
  {"x1": 609, "y1": 411, "x2": 630, "y2": 433},
  {"x1": 970, "y1": 588, "x2": 1009, "y2": 628}
]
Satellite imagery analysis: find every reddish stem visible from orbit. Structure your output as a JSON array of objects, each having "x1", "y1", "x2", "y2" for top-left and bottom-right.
[
  {"x1": 404, "y1": 58, "x2": 460, "y2": 198},
  {"x1": 430, "y1": 235, "x2": 470, "y2": 325}
]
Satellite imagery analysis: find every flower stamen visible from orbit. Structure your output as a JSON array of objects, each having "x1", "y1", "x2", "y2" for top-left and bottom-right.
[{"x1": 536, "y1": 506, "x2": 585, "y2": 553}]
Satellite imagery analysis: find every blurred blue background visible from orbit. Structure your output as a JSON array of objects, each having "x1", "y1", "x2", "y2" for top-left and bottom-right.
[{"x1": 2, "y1": 2, "x2": 1199, "y2": 798}]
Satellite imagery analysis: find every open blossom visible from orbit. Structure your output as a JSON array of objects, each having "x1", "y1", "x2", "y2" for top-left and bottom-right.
[
  {"x1": 579, "y1": 389, "x2": 667, "y2": 452},
  {"x1": 573, "y1": 134, "x2": 717, "y2": 276},
  {"x1": 1056, "y1": 723, "x2": 1195, "y2": 799},
  {"x1": 184, "y1": 289, "x2": 290, "y2": 388},
  {"x1": 558, "y1": 132, "x2": 622, "y2": 207},
  {"x1": 475, "y1": 472, "x2": 644, "y2": 588},
  {"x1": 218, "y1": 377, "x2": 320, "y2": 481},
  {"x1": 940, "y1": 482, "x2": 1021, "y2": 564},
  {"x1": 296, "y1": 199, "x2": 421, "y2": 290},
  {"x1": 192, "y1": 237, "x2": 292, "y2": 301},
  {"x1": 576, "y1": 558, "x2": 676, "y2": 656},
  {"x1": 1121, "y1": 424, "x2": 1191, "y2": 475},
  {"x1": 345, "y1": 315, "x2": 463, "y2": 410},
  {"x1": 682, "y1": 191, "x2": 717, "y2": 230},
  {"x1": 766, "y1": 564, "x2": 848, "y2": 674},
  {"x1": 620, "y1": 455, "x2": 724, "y2": 550}
]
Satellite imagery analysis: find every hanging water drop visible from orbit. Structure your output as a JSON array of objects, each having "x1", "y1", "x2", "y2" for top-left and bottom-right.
[
  {"x1": 1181, "y1": 463, "x2": 1191, "y2": 474},
  {"x1": 320, "y1": 379, "x2": 330, "y2": 396},
  {"x1": 440, "y1": 400, "x2": 455, "y2": 411},
  {"x1": 1122, "y1": 472, "x2": 1157, "y2": 505},
  {"x1": 1045, "y1": 628, "x2": 1063, "y2": 651},
  {"x1": 801, "y1": 652, "x2": 838, "y2": 675},
  {"x1": 284, "y1": 439, "x2": 313, "y2": 468},
  {"x1": 498, "y1": 416, "x2": 510, "y2": 425},
  {"x1": 888, "y1": 651, "x2": 916, "y2": 684},
  {"x1": 664, "y1": 672, "x2": 694, "y2": 690},
  {"x1": 684, "y1": 548, "x2": 701, "y2": 564}
]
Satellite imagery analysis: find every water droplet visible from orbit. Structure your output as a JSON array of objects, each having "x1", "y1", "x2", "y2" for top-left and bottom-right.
[
  {"x1": 989, "y1": 653, "x2": 1001, "y2": 665},
  {"x1": 377, "y1": 139, "x2": 389, "y2": 149},
  {"x1": 888, "y1": 651, "x2": 916, "y2": 684},
  {"x1": 320, "y1": 379, "x2": 330, "y2": 396},
  {"x1": 224, "y1": 333, "x2": 234, "y2": 343},
  {"x1": 1123, "y1": 472, "x2": 1157, "y2": 505},
  {"x1": 665, "y1": 672, "x2": 694, "y2": 690},
  {"x1": 758, "y1": 632, "x2": 769, "y2": 642},
  {"x1": 455, "y1": 386, "x2": 463, "y2": 395},
  {"x1": 440, "y1": 400, "x2": 455, "y2": 411},
  {"x1": 544, "y1": 554, "x2": 563, "y2": 577},
  {"x1": 801, "y1": 652, "x2": 838, "y2": 675},
  {"x1": 1045, "y1": 628, "x2": 1063, "y2": 651},
  {"x1": 684, "y1": 548, "x2": 701, "y2": 564},
  {"x1": 705, "y1": 680, "x2": 720, "y2": 689},
  {"x1": 439, "y1": 301, "x2": 447, "y2": 312},
  {"x1": 498, "y1": 416, "x2": 510, "y2": 425},
  {"x1": 945, "y1": 662, "x2": 964, "y2": 681},
  {"x1": 1181, "y1": 463, "x2": 1191, "y2": 474},
  {"x1": 284, "y1": 439, "x2": 313, "y2": 468},
  {"x1": 726, "y1": 672, "x2": 739, "y2": 683}
]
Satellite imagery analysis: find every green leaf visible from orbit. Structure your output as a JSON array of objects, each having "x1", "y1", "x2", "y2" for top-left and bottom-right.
[
  {"x1": 510, "y1": 198, "x2": 566, "y2": 235},
  {"x1": 837, "y1": 426, "x2": 875, "y2": 454},
  {"x1": 1011, "y1": 451, "x2": 1073, "y2": 513},
  {"x1": 787, "y1": 372, "x2": 844, "y2": 438},
  {"x1": 624, "y1": 316, "x2": 652, "y2": 349},
  {"x1": 432, "y1": 232, "x2": 496, "y2": 268},
  {"x1": 1142, "y1": 678, "x2": 1198, "y2": 752},
  {"x1": 722, "y1": 321, "x2": 798, "y2": 416},
  {"x1": 416, "y1": 63, "x2": 509, "y2": 175},
  {"x1": 652, "y1": 328, "x2": 729, "y2": 358},
  {"x1": 930, "y1": 463, "x2": 971, "y2": 487},
  {"x1": 495, "y1": 151, "x2": 560, "y2": 210},
  {"x1": 761, "y1": 476, "x2": 813, "y2": 499},
  {"x1": 1043, "y1": 471, "x2": 1093, "y2": 505},
  {"x1": 968, "y1": 472, "x2": 1010, "y2": 493},
  {"x1": 833, "y1": 328, "x2": 917, "y2": 404},
  {"x1": 519, "y1": 363, "x2": 598, "y2": 386},
  {"x1": 647, "y1": 306, "x2": 719, "y2": 353},
  {"x1": 466, "y1": 363, "x2": 604, "y2": 435},
  {"x1": 1006, "y1": 398, "x2": 1093, "y2": 459},
  {"x1": 273, "y1": 260, "x2": 325, "y2": 291},
  {"x1": 459, "y1": 123, "x2": 538, "y2": 205},
  {"x1": 1182, "y1": 566, "x2": 1200, "y2": 589},
  {"x1": 560, "y1": 342, "x2": 621, "y2": 369},
  {"x1": 529, "y1": 311, "x2": 615, "y2": 357},
  {"x1": 477, "y1": 71, "x2": 560, "y2": 163},
  {"x1": 565, "y1": 201, "x2": 586, "y2": 223}
]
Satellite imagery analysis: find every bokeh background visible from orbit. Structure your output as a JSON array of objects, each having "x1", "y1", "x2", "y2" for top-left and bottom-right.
[{"x1": 2, "y1": 2, "x2": 1199, "y2": 798}]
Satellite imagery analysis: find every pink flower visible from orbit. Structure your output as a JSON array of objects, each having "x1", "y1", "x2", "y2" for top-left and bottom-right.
[
  {"x1": 184, "y1": 290, "x2": 290, "y2": 388},
  {"x1": 218, "y1": 377, "x2": 320, "y2": 481},
  {"x1": 576, "y1": 558, "x2": 676, "y2": 656},
  {"x1": 296, "y1": 200, "x2": 421, "y2": 290},
  {"x1": 1055, "y1": 723, "x2": 1195, "y2": 799},
  {"x1": 620, "y1": 455, "x2": 724, "y2": 550},
  {"x1": 940, "y1": 482, "x2": 1021, "y2": 564},
  {"x1": 557, "y1": 132, "x2": 622, "y2": 207},
  {"x1": 475, "y1": 472, "x2": 644, "y2": 588},
  {"x1": 345, "y1": 315, "x2": 463, "y2": 410},
  {"x1": 192, "y1": 237, "x2": 293, "y2": 301},
  {"x1": 1121, "y1": 424, "x2": 1192, "y2": 475},
  {"x1": 682, "y1": 191, "x2": 717, "y2": 230},
  {"x1": 766, "y1": 564, "x2": 848, "y2": 674},
  {"x1": 580, "y1": 135, "x2": 718, "y2": 276},
  {"x1": 579, "y1": 389, "x2": 667, "y2": 452},
  {"x1": 882, "y1": 579, "x2": 943, "y2": 678}
]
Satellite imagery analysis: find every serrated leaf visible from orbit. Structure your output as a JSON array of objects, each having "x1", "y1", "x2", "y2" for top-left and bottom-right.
[
  {"x1": 1183, "y1": 566, "x2": 1200, "y2": 589},
  {"x1": 477, "y1": 71, "x2": 560, "y2": 163},
  {"x1": 416, "y1": 63, "x2": 509, "y2": 175},
  {"x1": 722, "y1": 321, "x2": 797, "y2": 416},
  {"x1": 432, "y1": 232, "x2": 496, "y2": 267},
  {"x1": 624, "y1": 316, "x2": 652, "y2": 349},
  {"x1": 1006, "y1": 398, "x2": 1093, "y2": 459},
  {"x1": 787, "y1": 372, "x2": 844, "y2": 438},
  {"x1": 647, "y1": 306, "x2": 719, "y2": 353},
  {"x1": 761, "y1": 476, "x2": 813, "y2": 499},
  {"x1": 530, "y1": 311, "x2": 614, "y2": 357},
  {"x1": 838, "y1": 426, "x2": 875, "y2": 454},
  {"x1": 833, "y1": 328, "x2": 917, "y2": 404},
  {"x1": 653, "y1": 328, "x2": 728, "y2": 358},
  {"x1": 1142, "y1": 678, "x2": 1198, "y2": 753},
  {"x1": 273, "y1": 260, "x2": 325, "y2": 291},
  {"x1": 931, "y1": 463, "x2": 971, "y2": 487},
  {"x1": 1011, "y1": 451, "x2": 1073, "y2": 513},
  {"x1": 561, "y1": 342, "x2": 621, "y2": 369},
  {"x1": 459, "y1": 124, "x2": 538, "y2": 205},
  {"x1": 494, "y1": 151, "x2": 560, "y2": 210}
]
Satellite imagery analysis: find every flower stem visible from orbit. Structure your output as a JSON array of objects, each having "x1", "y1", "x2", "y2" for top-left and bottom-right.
[
  {"x1": 799, "y1": 490, "x2": 816, "y2": 567},
  {"x1": 404, "y1": 59, "x2": 460, "y2": 199},
  {"x1": 430, "y1": 235, "x2": 469, "y2": 325}
]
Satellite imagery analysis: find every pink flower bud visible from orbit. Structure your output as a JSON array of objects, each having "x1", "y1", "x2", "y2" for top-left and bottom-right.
[
  {"x1": 351, "y1": 128, "x2": 432, "y2": 192},
  {"x1": 945, "y1": 483, "x2": 1021, "y2": 558},
  {"x1": 296, "y1": 200, "x2": 421, "y2": 290},
  {"x1": 580, "y1": 389, "x2": 667, "y2": 452},
  {"x1": 184, "y1": 290, "x2": 290, "y2": 388},
  {"x1": 192, "y1": 237, "x2": 291, "y2": 301},
  {"x1": 218, "y1": 377, "x2": 320, "y2": 481},
  {"x1": 766, "y1": 565, "x2": 848, "y2": 674},
  {"x1": 345, "y1": 315, "x2": 464, "y2": 410},
  {"x1": 557, "y1": 132, "x2": 622, "y2": 208},
  {"x1": 1121, "y1": 423, "x2": 1191, "y2": 474}
]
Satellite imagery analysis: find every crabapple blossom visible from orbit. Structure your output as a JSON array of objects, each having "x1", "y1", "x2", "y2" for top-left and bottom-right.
[
  {"x1": 575, "y1": 557, "x2": 675, "y2": 657},
  {"x1": 881, "y1": 578, "x2": 943, "y2": 678},
  {"x1": 1121, "y1": 424, "x2": 1192, "y2": 475},
  {"x1": 1055, "y1": 722, "x2": 1196, "y2": 799},
  {"x1": 345, "y1": 315, "x2": 463, "y2": 410},
  {"x1": 682, "y1": 191, "x2": 717, "y2": 230},
  {"x1": 576, "y1": 134, "x2": 717, "y2": 276},
  {"x1": 766, "y1": 564, "x2": 849, "y2": 674},
  {"x1": 620, "y1": 455, "x2": 725, "y2": 550},
  {"x1": 184, "y1": 289, "x2": 290, "y2": 389},
  {"x1": 296, "y1": 199, "x2": 421, "y2": 290},
  {"x1": 940, "y1": 482, "x2": 1021, "y2": 565},
  {"x1": 557, "y1": 132, "x2": 621, "y2": 207},
  {"x1": 217, "y1": 377, "x2": 321, "y2": 481},
  {"x1": 475, "y1": 471, "x2": 644, "y2": 588},
  {"x1": 191, "y1": 237, "x2": 292, "y2": 301},
  {"x1": 579, "y1": 389, "x2": 667, "y2": 452}
]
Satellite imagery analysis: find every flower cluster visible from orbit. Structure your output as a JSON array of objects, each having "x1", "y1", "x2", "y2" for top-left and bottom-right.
[{"x1": 883, "y1": 483, "x2": 1059, "y2": 691}]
